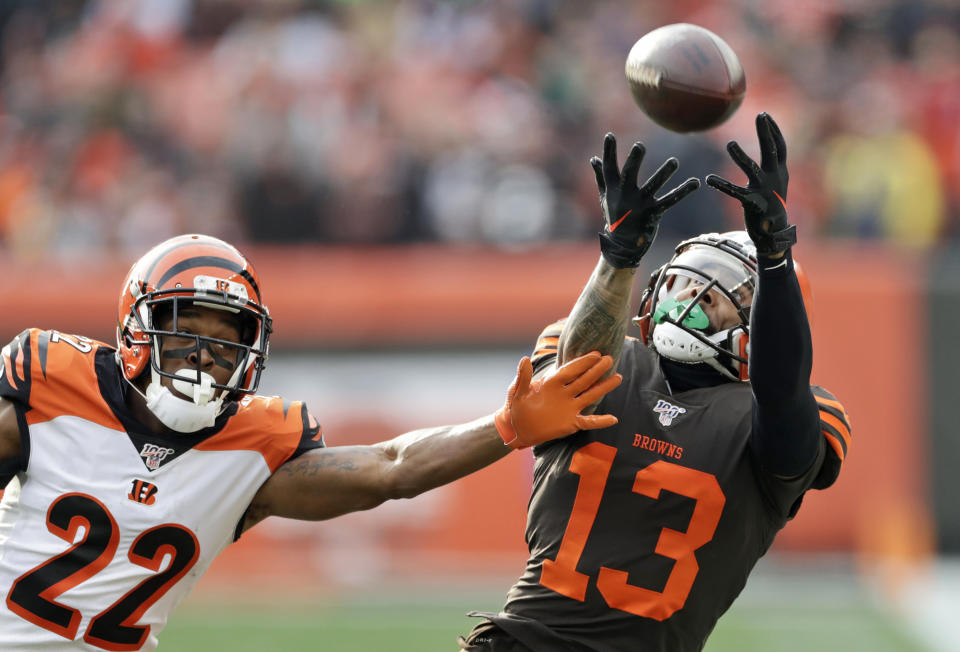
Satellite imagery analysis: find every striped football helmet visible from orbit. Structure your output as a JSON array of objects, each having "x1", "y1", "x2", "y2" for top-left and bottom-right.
[{"x1": 116, "y1": 234, "x2": 272, "y2": 396}]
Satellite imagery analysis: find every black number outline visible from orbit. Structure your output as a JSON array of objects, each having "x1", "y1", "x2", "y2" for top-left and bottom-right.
[
  {"x1": 85, "y1": 525, "x2": 200, "y2": 650},
  {"x1": 6, "y1": 494, "x2": 200, "y2": 649},
  {"x1": 7, "y1": 494, "x2": 119, "y2": 639}
]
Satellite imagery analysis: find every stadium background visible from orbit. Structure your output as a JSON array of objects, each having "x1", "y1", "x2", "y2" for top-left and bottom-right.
[{"x1": 0, "y1": 0, "x2": 957, "y2": 649}]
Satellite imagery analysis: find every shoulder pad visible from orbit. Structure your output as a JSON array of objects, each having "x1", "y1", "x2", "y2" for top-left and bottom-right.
[{"x1": 1, "y1": 329, "x2": 108, "y2": 405}]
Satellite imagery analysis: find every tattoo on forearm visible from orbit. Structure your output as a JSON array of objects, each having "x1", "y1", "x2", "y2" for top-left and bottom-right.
[
  {"x1": 561, "y1": 264, "x2": 633, "y2": 363},
  {"x1": 565, "y1": 296, "x2": 626, "y2": 353},
  {"x1": 281, "y1": 450, "x2": 370, "y2": 477}
]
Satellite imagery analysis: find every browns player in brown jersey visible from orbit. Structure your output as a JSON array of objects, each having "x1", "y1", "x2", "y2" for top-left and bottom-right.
[{"x1": 460, "y1": 114, "x2": 851, "y2": 652}]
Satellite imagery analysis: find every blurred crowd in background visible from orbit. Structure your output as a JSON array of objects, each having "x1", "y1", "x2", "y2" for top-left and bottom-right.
[{"x1": 0, "y1": 0, "x2": 957, "y2": 259}]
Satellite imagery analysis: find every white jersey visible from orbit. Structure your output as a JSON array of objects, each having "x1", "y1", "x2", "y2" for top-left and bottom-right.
[{"x1": 0, "y1": 329, "x2": 322, "y2": 651}]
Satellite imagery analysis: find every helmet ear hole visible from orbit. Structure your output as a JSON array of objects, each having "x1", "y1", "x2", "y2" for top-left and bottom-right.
[{"x1": 118, "y1": 329, "x2": 150, "y2": 380}]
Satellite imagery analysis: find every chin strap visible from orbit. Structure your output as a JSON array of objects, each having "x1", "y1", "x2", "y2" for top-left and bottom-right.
[
  {"x1": 652, "y1": 322, "x2": 748, "y2": 382},
  {"x1": 122, "y1": 365, "x2": 227, "y2": 433}
]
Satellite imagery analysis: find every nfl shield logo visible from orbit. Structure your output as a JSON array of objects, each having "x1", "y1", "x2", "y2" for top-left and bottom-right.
[
  {"x1": 653, "y1": 399, "x2": 686, "y2": 426},
  {"x1": 139, "y1": 443, "x2": 175, "y2": 471}
]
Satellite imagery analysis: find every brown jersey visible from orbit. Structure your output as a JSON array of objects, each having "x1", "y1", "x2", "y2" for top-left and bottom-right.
[{"x1": 484, "y1": 323, "x2": 851, "y2": 652}]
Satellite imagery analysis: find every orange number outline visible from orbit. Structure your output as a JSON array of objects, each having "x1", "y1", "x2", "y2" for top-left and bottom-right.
[{"x1": 540, "y1": 443, "x2": 726, "y2": 620}]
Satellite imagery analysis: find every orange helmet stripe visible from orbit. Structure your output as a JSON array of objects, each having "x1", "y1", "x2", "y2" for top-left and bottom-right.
[{"x1": 141, "y1": 238, "x2": 261, "y2": 302}]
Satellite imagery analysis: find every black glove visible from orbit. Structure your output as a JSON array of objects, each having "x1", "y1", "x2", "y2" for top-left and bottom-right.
[
  {"x1": 592, "y1": 133, "x2": 700, "y2": 268},
  {"x1": 705, "y1": 112, "x2": 796, "y2": 257}
]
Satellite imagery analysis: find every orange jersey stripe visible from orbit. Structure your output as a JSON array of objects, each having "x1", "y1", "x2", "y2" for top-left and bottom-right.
[
  {"x1": 822, "y1": 431, "x2": 845, "y2": 462},
  {"x1": 25, "y1": 345, "x2": 124, "y2": 432},
  {"x1": 194, "y1": 396, "x2": 305, "y2": 473},
  {"x1": 819, "y1": 411, "x2": 851, "y2": 449},
  {"x1": 534, "y1": 338, "x2": 559, "y2": 352},
  {"x1": 14, "y1": 343, "x2": 25, "y2": 382},
  {"x1": 814, "y1": 395, "x2": 849, "y2": 420}
]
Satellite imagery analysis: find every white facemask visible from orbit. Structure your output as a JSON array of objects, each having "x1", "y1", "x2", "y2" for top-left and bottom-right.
[
  {"x1": 143, "y1": 368, "x2": 224, "y2": 433},
  {"x1": 651, "y1": 322, "x2": 746, "y2": 381}
]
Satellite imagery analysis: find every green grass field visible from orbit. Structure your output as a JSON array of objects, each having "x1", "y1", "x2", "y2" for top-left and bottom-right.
[{"x1": 160, "y1": 579, "x2": 927, "y2": 652}]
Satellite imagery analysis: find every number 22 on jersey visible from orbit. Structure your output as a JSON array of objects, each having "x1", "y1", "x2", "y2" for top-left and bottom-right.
[
  {"x1": 7, "y1": 493, "x2": 198, "y2": 650},
  {"x1": 540, "y1": 442, "x2": 726, "y2": 621}
]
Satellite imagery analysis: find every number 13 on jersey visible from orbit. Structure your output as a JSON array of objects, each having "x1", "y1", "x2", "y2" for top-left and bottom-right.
[{"x1": 540, "y1": 441, "x2": 726, "y2": 621}]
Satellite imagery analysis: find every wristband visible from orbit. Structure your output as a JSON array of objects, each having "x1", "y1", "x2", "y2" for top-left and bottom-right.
[
  {"x1": 750, "y1": 224, "x2": 796, "y2": 257},
  {"x1": 494, "y1": 407, "x2": 521, "y2": 449},
  {"x1": 598, "y1": 232, "x2": 645, "y2": 268}
]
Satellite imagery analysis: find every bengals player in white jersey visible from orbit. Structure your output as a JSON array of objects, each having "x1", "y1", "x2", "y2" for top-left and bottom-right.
[{"x1": 0, "y1": 234, "x2": 622, "y2": 651}]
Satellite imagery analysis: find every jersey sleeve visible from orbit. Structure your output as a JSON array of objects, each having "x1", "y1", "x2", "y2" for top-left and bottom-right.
[
  {"x1": 199, "y1": 395, "x2": 326, "y2": 475},
  {"x1": 289, "y1": 402, "x2": 325, "y2": 461},
  {"x1": 809, "y1": 386, "x2": 852, "y2": 490},
  {"x1": 530, "y1": 319, "x2": 565, "y2": 375},
  {"x1": 0, "y1": 329, "x2": 36, "y2": 405},
  {"x1": 752, "y1": 385, "x2": 851, "y2": 516}
]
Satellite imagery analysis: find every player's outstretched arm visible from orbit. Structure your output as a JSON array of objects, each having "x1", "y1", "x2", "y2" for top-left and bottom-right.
[
  {"x1": 241, "y1": 353, "x2": 621, "y2": 530},
  {"x1": 559, "y1": 133, "x2": 699, "y2": 370}
]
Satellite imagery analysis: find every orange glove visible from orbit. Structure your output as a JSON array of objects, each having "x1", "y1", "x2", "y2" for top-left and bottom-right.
[{"x1": 495, "y1": 352, "x2": 622, "y2": 449}]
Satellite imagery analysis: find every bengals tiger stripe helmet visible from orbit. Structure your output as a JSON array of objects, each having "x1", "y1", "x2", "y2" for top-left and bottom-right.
[{"x1": 116, "y1": 234, "x2": 272, "y2": 396}]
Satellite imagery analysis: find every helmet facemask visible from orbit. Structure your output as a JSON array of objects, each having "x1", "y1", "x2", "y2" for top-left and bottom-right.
[
  {"x1": 121, "y1": 289, "x2": 271, "y2": 434},
  {"x1": 132, "y1": 289, "x2": 271, "y2": 401},
  {"x1": 636, "y1": 233, "x2": 758, "y2": 381}
]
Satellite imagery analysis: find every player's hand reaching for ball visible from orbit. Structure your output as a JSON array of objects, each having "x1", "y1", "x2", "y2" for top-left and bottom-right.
[
  {"x1": 706, "y1": 113, "x2": 796, "y2": 257},
  {"x1": 593, "y1": 133, "x2": 700, "y2": 268},
  {"x1": 495, "y1": 352, "x2": 621, "y2": 449}
]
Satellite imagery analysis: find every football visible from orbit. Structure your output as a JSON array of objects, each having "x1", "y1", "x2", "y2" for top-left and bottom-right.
[{"x1": 625, "y1": 23, "x2": 746, "y2": 133}]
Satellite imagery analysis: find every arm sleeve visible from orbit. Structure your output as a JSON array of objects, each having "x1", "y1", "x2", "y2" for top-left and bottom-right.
[{"x1": 748, "y1": 250, "x2": 821, "y2": 478}]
